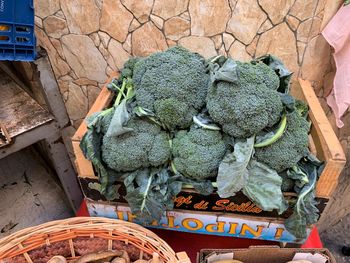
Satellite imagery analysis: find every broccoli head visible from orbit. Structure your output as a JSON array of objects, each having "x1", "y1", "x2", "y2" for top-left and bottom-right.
[
  {"x1": 101, "y1": 117, "x2": 171, "y2": 172},
  {"x1": 172, "y1": 127, "x2": 228, "y2": 179},
  {"x1": 206, "y1": 60, "x2": 283, "y2": 138},
  {"x1": 133, "y1": 46, "x2": 209, "y2": 130},
  {"x1": 207, "y1": 80, "x2": 283, "y2": 138},
  {"x1": 255, "y1": 110, "x2": 310, "y2": 172}
]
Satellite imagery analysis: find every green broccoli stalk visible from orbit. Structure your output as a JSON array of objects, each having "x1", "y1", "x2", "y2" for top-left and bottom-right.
[
  {"x1": 254, "y1": 107, "x2": 310, "y2": 172},
  {"x1": 254, "y1": 113, "x2": 287, "y2": 148},
  {"x1": 109, "y1": 82, "x2": 126, "y2": 98},
  {"x1": 107, "y1": 57, "x2": 141, "y2": 92},
  {"x1": 90, "y1": 77, "x2": 135, "y2": 130},
  {"x1": 87, "y1": 78, "x2": 128, "y2": 130},
  {"x1": 134, "y1": 106, "x2": 165, "y2": 129},
  {"x1": 193, "y1": 115, "x2": 221, "y2": 131}
]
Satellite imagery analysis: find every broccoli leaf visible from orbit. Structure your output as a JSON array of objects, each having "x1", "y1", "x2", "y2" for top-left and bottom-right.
[
  {"x1": 287, "y1": 165, "x2": 309, "y2": 188},
  {"x1": 279, "y1": 93, "x2": 296, "y2": 112},
  {"x1": 105, "y1": 99, "x2": 133, "y2": 138},
  {"x1": 255, "y1": 54, "x2": 292, "y2": 93},
  {"x1": 80, "y1": 111, "x2": 113, "y2": 193},
  {"x1": 124, "y1": 168, "x2": 182, "y2": 224},
  {"x1": 86, "y1": 108, "x2": 113, "y2": 132},
  {"x1": 217, "y1": 136, "x2": 287, "y2": 213},
  {"x1": 180, "y1": 177, "x2": 214, "y2": 196},
  {"x1": 210, "y1": 58, "x2": 238, "y2": 83},
  {"x1": 217, "y1": 137, "x2": 255, "y2": 198},
  {"x1": 305, "y1": 151, "x2": 324, "y2": 166},
  {"x1": 279, "y1": 171, "x2": 295, "y2": 192},
  {"x1": 80, "y1": 103, "x2": 127, "y2": 197},
  {"x1": 284, "y1": 162, "x2": 319, "y2": 239},
  {"x1": 243, "y1": 160, "x2": 288, "y2": 214}
]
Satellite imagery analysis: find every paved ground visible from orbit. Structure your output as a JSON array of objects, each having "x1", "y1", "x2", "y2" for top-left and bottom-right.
[
  {"x1": 321, "y1": 213, "x2": 350, "y2": 263},
  {"x1": 1, "y1": 146, "x2": 349, "y2": 262},
  {"x1": 0, "y1": 146, "x2": 73, "y2": 238},
  {"x1": 318, "y1": 137, "x2": 350, "y2": 263}
]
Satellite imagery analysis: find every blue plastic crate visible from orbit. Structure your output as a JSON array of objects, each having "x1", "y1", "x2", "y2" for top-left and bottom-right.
[{"x1": 0, "y1": 0, "x2": 36, "y2": 61}]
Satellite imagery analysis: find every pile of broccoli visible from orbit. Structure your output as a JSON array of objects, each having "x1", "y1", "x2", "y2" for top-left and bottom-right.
[{"x1": 80, "y1": 46, "x2": 319, "y2": 238}]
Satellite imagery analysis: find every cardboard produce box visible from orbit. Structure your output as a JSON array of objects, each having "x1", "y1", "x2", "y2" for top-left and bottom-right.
[
  {"x1": 72, "y1": 76, "x2": 345, "y2": 244},
  {"x1": 197, "y1": 246, "x2": 336, "y2": 263}
]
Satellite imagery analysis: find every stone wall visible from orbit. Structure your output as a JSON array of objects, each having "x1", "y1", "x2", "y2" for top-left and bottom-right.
[{"x1": 34, "y1": 0, "x2": 343, "y2": 130}]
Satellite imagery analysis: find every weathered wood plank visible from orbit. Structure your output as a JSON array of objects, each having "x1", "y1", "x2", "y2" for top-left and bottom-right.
[
  {"x1": 35, "y1": 56, "x2": 70, "y2": 129},
  {"x1": 0, "y1": 121, "x2": 57, "y2": 159},
  {"x1": 72, "y1": 141, "x2": 95, "y2": 179},
  {"x1": 0, "y1": 124, "x2": 11, "y2": 148},
  {"x1": 0, "y1": 61, "x2": 33, "y2": 97},
  {"x1": 0, "y1": 68, "x2": 53, "y2": 138},
  {"x1": 43, "y1": 135, "x2": 84, "y2": 211}
]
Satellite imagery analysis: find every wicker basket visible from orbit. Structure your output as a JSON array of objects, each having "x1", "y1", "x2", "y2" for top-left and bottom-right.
[{"x1": 0, "y1": 217, "x2": 190, "y2": 263}]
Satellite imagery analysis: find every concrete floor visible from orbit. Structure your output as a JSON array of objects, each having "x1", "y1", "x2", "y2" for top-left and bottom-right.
[
  {"x1": 0, "y1": 146, "x2": 73, "y2": 238},
  {"x1": 321, "y1": 214, "x2": 350, "y2": 263}
]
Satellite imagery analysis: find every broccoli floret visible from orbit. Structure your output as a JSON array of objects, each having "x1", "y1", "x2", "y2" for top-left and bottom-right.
[
  {"x1": 237, "y1": 61, "x2": 280, "y2": 90},
  {"x1": 154, "y1": 98, "x2": 197, "y2": 130},
  {"x1": 133, "y1": 46, "x2": 209, "y2": 130},
  {"x1": 120, "y1": 57, "x2": 141, "y2": 79},
  {"x1": 172, "y1": 127, "x2": 228, "y2": 179},
  {"x1": 101, "y1": 118, "x2": 171, "y2": 172},
  {"x1": 106, "y1": 57, "x2": 141, "y2": 92},
  {"x1": 255, "y1": 110, "x2": 310, "y2": 172},
  {"x1": 207, "y1": 80, "x2": 283, "y2": 138},
  {"x1": 107, "y1": 58, "x2": 141, "y2": 93}
]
